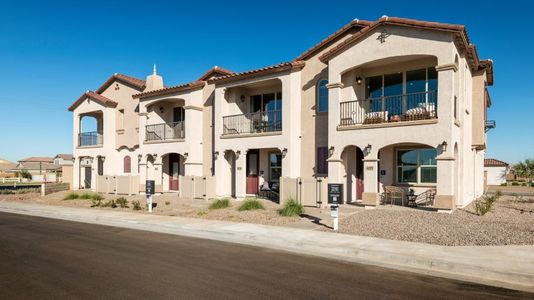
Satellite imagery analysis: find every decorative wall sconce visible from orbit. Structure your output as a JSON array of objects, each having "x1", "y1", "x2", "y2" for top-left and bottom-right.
[
  {"x1": 236, "y1": 150, "x2": 241, "y2": 159},
  {"x1": 364, "y1": 144, "x2": 372, "y2": 154},
  {"x1": 328, "y1": 146, "x2": 335, "y2": 158},
  {"x1": 282, "y1": 148, "x2": 288, "y2": 158},
  {"x1": 138, "y1": 154, "x2": 142, "y2": 162},
  {"x1": 159, "y1": 107, "x2": 165, "y2": 114},
  {"x1": 440, "y1": 141, "x2": 448, "y2": 153},
  {"x1": 240, "y1": 95, "x2": 246, "y2": 103},
  {"x1": 153, "y1": 154, "x2": 158, "y2": 160},
  {"x1": 213, "y1": 151, "x2": 219, "y2": 159},
  {"x1": 356, "y1": 76, "x2": 363, "y2": 85},
  {"x1": 184, "y1": 152, "x2": 189, "y2": 158}
]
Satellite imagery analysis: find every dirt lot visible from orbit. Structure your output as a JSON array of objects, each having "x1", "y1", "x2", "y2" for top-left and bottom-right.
[{"x1": 2, "y1": 191, "x2": 533, "y2": 246}]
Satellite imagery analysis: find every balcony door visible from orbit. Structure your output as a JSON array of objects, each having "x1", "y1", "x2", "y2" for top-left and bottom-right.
[{"x1": 168, "y1": 153, "x2": 180, "y2": 191}]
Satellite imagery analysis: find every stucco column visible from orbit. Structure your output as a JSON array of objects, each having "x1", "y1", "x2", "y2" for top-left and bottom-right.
[
  {"x1": 327, "y1": 82, "x2": 343, "y2": 142},
  {"x1": 153, "y1": 161, "x2": 163, "y2": 194},
  {"x1": 138, "y1": 158, "x2": 146, "y2": 193},
  {"x1": 235, "y1": 150, "x2": 247, "y2": 199},
  {"x1": 435, "y1": 157, "x2": 455, "y2": 210},
  {"x1": 91, "y1": 157, "x2": 99, "y2": 191},
  {"x1": 362, "y1": 159, "x2": 379, "y2": 206},
  {"x1": 281, "y1": 71, "x2": 301, "y2": 179},
  {"x1": 73, "y1": 157, "x2": 80, "y2": 190},
  {"x1": 214, "y1": 152, "x2": 227, "y2": 197},
  {"x1": 184, "y1": 107, "x2": 203, "y2": 177},
  {"x1": 138, "y1": 112, "x2": 148, "y2": 145}
]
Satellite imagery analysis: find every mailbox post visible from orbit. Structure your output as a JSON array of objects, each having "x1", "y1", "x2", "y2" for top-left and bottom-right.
[
  {"x1": 146, "y1": 180, "x2": 155, "y2": 213},
  {"x1": 328, "y1": 183, "x2": 343, "y2": 231}
]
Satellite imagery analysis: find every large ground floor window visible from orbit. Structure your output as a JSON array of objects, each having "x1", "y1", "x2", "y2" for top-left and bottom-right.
[{"x1": 396, "y1": 148, "x2": 437, "y2": 184}]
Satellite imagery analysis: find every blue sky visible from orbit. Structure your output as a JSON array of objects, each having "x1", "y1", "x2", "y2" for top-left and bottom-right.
[{"x1": 0, "y1": 0, "x2": 532, "y2": 164}]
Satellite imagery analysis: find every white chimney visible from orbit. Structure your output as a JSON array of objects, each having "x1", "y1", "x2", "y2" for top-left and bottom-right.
[{"x1": 144, "y1": 64, "x2": 164, "y2": 92}]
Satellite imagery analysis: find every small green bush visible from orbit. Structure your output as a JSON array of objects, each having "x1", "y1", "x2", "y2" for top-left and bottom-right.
[
  {"x1": 91, "y1": 198, "x2": 102, "y2": 207},
  {"x1": 165, "y1": 201, "x2": 170, "y2": 206},
  {"x1": 475, "y1": 191, "x2": 501, "y2": 216},
  {"x1": 116, "y1": 197, "x2": 129, "y2": 208},
  {"x1": 209, "y1": 198, "x2": 231, "y2": 210},
  {"x1": 279, "y1": 198, "x2": 304, "y2": 217},
  {"x1": 500, "y1": 182, "x2": 507, "y2": 186},
  {"x1": 238, "y1": 198, "x2": 264, "y2": 211},
  {"x1": 530, "y1": 182, "x2": 534, "y2": 188},
  {"x1": 132, "y1": 200, "x2": 142, "y2": 211},
  {"x1": 511, "y1": 181, "x2": 519, "y2": 186},
  {"x1": 0, "y1": 190, "x2": 14, "y2": 195},
  {"x1": 102, "y1": 200, "x2": 117, "y2": 208},
  {"x1": 79, "y1": 192, "x2": 93, "y2": 199},
  {"x1": 63, "y1": 192, "x2": 79, "y2": 200}
]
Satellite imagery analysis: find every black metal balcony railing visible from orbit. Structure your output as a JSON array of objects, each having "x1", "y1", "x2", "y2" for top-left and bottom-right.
[
  {"x1": 339, "y1": 91, "x2": 437, "y2": 126},
  {"x1": 145, "y1": 121, "x2": 185, "y2": 141},
  {"x1": 79, "y1": 131, "x2": 103, "y2": 147},
  {"x1": 223, "y1": 110, "x2": 282, "y2": 135}
]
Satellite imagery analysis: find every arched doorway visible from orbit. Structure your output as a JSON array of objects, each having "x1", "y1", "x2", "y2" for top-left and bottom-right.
[
  {"x1": 162, "y1": 153, "x2": 185, "y2": 192},
  {"x1": 341, "y1": 146, "x2": 364, "y2": 203}
]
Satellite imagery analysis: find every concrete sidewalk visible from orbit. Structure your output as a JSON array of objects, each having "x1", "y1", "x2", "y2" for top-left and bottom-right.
[{"x1": 1, "y1": 200, "x2": 533, "y2": 293}]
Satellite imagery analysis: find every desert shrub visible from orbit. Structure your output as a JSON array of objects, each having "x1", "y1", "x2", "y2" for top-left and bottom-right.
[
  {"x1": 238, "y1": 198, "x2": 264, "y2": 211},
  {"x1": 279, "y1": 198, "x2": 304, "y2": 217},
  {"x1": 0, "y1": 190, "x2": 14, "y2": 195},
  {"x1": 500, "y1": 182, "x2": 507, "y2": 186},
  {"x1": 63, "y1": 192, "x2": 79, "y2": 200},
  {"x1": 530, "y1": 182, "x2": 534, "y2": 188},
  {"x1": 474, "y1": 191, "x2": 501, "y2": 216},
  {"x1": 132, "y1": 200, "x2": 142, "y2": 210},
  {"x1": 91, "y1": 193, "x2": 103, "y2": 201},
  {"x1": 116, "y1": 197, "x2": 129, "y2": 208},
  {"x1": 511, "y1": 181, "x2": 519, "y2": 186},
  {"x1": 91, "y1": 198, "x2": 102, "y2": 207},
  {"x1": 16, "y1": 169, "x2": 32, "y2": 179},
  {"x1": 197, "y1": 210, "x2": 207, "y2": 216},
  {"x1": 79, "y1": 192, "x2": 93, "y2": 199},
  {"x1": 209, "y1": 198, "x2": 231, "y2": 210},
  {"x1": 165, "y1": 201, "x2": 170, "y2": 206},
  {"x1": 102, "y1": 199, "x2": 117, "y2": 208}
]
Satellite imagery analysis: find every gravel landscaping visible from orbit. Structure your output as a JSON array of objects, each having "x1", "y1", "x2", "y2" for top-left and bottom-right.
[
  {"x1": 331, "y1": 195, "x2": 534, "y2": 246},
  {"x1": 2, "y1": 190, "x2": 533, "y2": 246}
]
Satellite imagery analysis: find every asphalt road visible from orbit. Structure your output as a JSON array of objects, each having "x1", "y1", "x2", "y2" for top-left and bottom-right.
[{"x1": 0, "y1": 212, "x2": 531, "y2": 300}]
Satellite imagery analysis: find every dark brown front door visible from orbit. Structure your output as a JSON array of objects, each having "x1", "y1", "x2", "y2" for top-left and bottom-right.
[
  {"x1": 246, "y1": 150, "x2": 259, "y2": 194},
  {"x1": 169, "y1": 153, "x2": 180, "y2": 191}
]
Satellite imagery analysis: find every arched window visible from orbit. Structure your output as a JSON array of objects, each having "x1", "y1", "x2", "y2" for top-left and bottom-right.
[
  {"x1": 317, "y1": 79, "x2": 329, "y2": 112},
  {"x1": 124, "y1": 156, "x2": 131, "y2": 173}
]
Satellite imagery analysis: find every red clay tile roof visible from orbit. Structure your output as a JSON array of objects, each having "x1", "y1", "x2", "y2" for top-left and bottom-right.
[
  {"x1": 484, "y1": 158, "x2": 508, "y2": 167},
  {"x1": 133, "y1": 81, "x2": 206, "y2": 99},
  {"x1": 68, "y1": 91, "x2": 118, "y2": 111},
  {"x1": 197, "y1": 66, "x2": 234, "y2": 81},
  {"x1": 208, "y1": 61, "x2": 305, "y2": 85},
  {"x1": 294, "y1": 19, "x2": 372, "y2": 61},
  {"x1": 318, "y1": 17, "x2": 493, "y2": 85},
  {"x1": 95, "y1": 73, "x2": 146, "y2": 94}
]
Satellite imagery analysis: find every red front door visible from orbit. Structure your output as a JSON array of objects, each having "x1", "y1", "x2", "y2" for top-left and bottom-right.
[
  {"x1": 246, "y1": 150, "x2": 259, "y2": 194},
  {"x1": 169, "y1": 153, "x2": 179, "y2": 191}
]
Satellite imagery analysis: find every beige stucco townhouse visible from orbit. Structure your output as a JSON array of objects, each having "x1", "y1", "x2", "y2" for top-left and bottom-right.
[{"x1": 70, "y1": 16, "x2": 493, "y2": 211}]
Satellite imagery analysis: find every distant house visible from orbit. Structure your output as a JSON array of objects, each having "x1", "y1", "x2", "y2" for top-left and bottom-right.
[
  {"x1": 54, "y1": 154, "x2": 73, "y2": 166},
  {"x1": 54, "y1": 154, "x2": 73, "y2": 186},
  {"x1": 484, "y1": 159, "x2": 509, "y2": 185},
  {"x1": 14, "y1": 157, "x2": 58, "y2": 182}
]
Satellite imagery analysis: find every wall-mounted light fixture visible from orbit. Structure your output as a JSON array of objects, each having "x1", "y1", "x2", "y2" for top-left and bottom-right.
[
  {"x1": 213, "y1": 151, "x2": 219, "y2": 159},
  {"x1": 328, "y1": 146, "x2": 335, "y2": 158},
  {"x1": 184, "y1": 152, "x2": 189, "y2": 158},
  {"x1": 153, "y1": 154, "x2": 158, "y2": 160},
  {"x1": 282, "y1": 148, "x2": 288, "y2": 158},
  {"x1": 356, "y1": 76, "x2": 363, "y2": 85},
  {"x1": 236, "y1": 150, "x2": 241, "y2": 159},
  {"x1": 364, "y1": 144, "x2": 372, "y2": 155},
  {"x1": 440, "y1": 141, "x2": 448, "y2": 153},
  {"x1": 159, "y1": 107, "x2": 164, "y2": 114},
  {"x1": 138, "y1": 154, "x2": 142, "y2": 162},
  {"x1": 240, "y1": 95, "x2": 246, "y2": 103}
]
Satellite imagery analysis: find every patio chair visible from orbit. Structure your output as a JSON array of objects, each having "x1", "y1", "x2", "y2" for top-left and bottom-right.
[
  {"x1": 415, "y1": 189, "x2": 436, "y2": 207},
  {"x1": 383, "y1": 186, "x2": 405, "y2": 206},
  {"x1": 257, "y1": 180, "x2": 279, "y2": 201}
]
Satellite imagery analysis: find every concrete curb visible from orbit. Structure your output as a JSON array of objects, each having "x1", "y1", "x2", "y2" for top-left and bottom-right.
[{"x1": 1, "y1": 201, "x2": 533, "y2": 293}]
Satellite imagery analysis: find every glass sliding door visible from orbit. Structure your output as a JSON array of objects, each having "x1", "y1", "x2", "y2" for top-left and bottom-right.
[{"x1": 384, "y1": 72, "x2": 403, "y2": 116}]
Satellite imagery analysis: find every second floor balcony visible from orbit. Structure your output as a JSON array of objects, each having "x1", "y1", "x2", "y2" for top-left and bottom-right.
[
  {"x1": 339, "y1": 91, "x2": 437, "y2": 127},
  {"x1": 223, "y1": 110, "x2": 282, "y2": 135},
  {"x1": 79, "y1": 131, "x2": 103, "y2": 147},
  {"x1": 145, "y1": 121, "x2": 185, "y2": 142}
]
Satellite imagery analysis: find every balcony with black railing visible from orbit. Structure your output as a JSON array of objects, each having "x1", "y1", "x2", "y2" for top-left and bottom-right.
[
  {"x1": 78, "y1": 131, "x2": 103, "y2": 147},
  {"x1": 339, "y1": 91, "x2": 437, "y2": 127},
  {"x1": 145, "y1": 121, "x2": 185, "y2": 142},
  {"x1": 222, "y1": 110, "x2": 282, "y2": 135}
]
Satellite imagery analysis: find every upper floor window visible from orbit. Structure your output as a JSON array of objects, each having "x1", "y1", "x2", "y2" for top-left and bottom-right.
[
  {"x1": 124, "y1": 156, "x2": 131, "y2": 173},
  {"x1": 173, "y1": 107, "x2": 185, "y2": 123},
  {"x1": 317, "y1": 79, "x2": 328, "y2": 112},
  {"x1": 250, "y1": 92, "x2": 282, "y2": 113}
]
